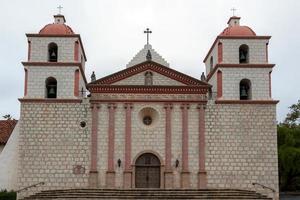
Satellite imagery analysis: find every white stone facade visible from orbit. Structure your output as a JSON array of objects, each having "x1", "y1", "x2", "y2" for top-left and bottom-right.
[
  {"x1": 221, "y1": 39, "x2": 269, "y2": 64},
  {"x1": 209, "y1": 67, "x2": 272, "y2": 100},
  {"x1": 11, "y1": 14, "x2": 279, "y2": 200},
  {"x1": 206, "y1": 102, "x2": 278, "y2": 192},
  {"x1": 112, "y1": 70, "x2": 185, "y2": 86},
  {"x1": 127, "y1": 44, "x2": 169, "y2": 68},
  {"x1": 18, "y1": 101, "x2": 91, "y2": 198},
  {"x1": 28, "y1": 37, "x2": 85, "y2": 63},
  {"x1": 25, "y1": 66, "x2": 85, "y2": 99}
]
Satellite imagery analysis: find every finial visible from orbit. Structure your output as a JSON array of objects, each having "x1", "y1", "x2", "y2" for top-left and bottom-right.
[
  {"x1": 201, "y1": 72, "x2": 206, "y2": 81},
  {"x1": 144, "y1": 28, "x2": 152, "y2": 45},
  {"x1": 57, "y1": 5, "x2": 63, "y2": 14},
  {"x1": 91, "y1": 71, "x2": 96, "y2": 82},
  {"x1": 230, "y1": 7, "x2": 237, "y2": 16},
  {"x1": 146, "y1": 50, "x2": 152, "y2": 61}
]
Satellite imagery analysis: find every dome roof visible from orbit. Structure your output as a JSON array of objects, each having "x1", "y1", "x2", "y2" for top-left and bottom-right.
[
  {"x1": 39, "y1": 23, "x2": 74, "y2": 35},
  {"x1": 220, "y1": 25, "x2": 256, "y2": 36}
]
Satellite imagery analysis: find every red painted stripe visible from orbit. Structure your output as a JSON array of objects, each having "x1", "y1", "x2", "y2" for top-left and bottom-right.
[
  {"x1": 74, "y1": 69, "x2": 80, "y2": 97},
  {"x1": 217, "y1": 71, "x2": 222, "y2": 98}
]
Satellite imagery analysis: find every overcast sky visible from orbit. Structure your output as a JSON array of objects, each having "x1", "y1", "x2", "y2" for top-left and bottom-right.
[{"x1": 0, "y1": 0, "x2": 299, "y2": 122}]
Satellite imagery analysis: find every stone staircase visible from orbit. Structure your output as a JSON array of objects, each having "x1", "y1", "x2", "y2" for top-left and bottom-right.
[{"x1": 21, "y1": 189, "x2": 273, "y2": 200}]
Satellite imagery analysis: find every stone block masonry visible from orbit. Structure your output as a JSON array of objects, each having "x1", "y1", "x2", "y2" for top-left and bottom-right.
[
  {"x1": 18, "y1": 101, "x2": 91, "y2": 198},
  {"x1": 205, "y1": 102, "x2": 278, "y2": 194}
]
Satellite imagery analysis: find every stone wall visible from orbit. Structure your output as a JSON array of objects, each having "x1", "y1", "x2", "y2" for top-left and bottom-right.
[
  {"x1": 205, "y1": 38, "x2": 269, "y2": 76},
  {"x1": 18, "y1": 100, "x2": 91, "y2": 198},
  {"x1": 25, "y1": 66, "x2": 80, "y2": 99},
  {"x1": 219, "y1": 67, "x2": 272, "y2": 100},
  {"x1": 28, "y1": 37, "x2": 84, "y2": 63},
  {"x1": 96, "y1": 102, "x2": 201, "y2": 189},
  {"x1": 112, "y1": 70, "x2": 185, "y2": 86},
  {"x1": 205, "y1": 102, "x2": 278, "y2": 193},
  {"x1": 221, "y1": 39, "x2": 269, "y2": 64}
]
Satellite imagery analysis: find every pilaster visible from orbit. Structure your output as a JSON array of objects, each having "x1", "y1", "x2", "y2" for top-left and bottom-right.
[
  {"x1": 89, "y1": 103, "x2": 100, "y2": 188},
  {"x1": 106, "y1": 103, "x2": 117, "y2": 188},
  {"x1": 123, "y1": 103, "x2": 133, "y2": 188},
  {"x1": 164, "y1": 103, "x2": 173, "y2": 188},
  {"x1": 180, "y1": 103, "x2": 190, "y2": 188},
  {"x1": 197, "y1": 104, "x2": 207, "y2": 189}
]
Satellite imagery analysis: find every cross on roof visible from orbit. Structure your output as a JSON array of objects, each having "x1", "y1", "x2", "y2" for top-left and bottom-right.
[
  {"x1": 231, "y1": 7, "x2": 237, "y2": 16},
  {"x1": 57, "y1": 5, "x2": 63, "y2": 14},
  {"x1": 144, "y1": 28, "x2": 152, "y2": 45}
]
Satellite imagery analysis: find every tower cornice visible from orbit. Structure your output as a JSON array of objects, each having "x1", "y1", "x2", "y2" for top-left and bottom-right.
[
  {"x1": 206, "y1": 63, "x2": 275, "y2": 82},
  {"x1": 22, "y1": 62, "x2": 88, "y2": 84}
]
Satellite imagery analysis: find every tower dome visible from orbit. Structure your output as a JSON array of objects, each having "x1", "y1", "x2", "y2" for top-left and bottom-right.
[
  {"x1": 219, "y1": 16, "x2": 256, "y2": 36},
  {"x1": 39, "y1": 14, "x2": 74, "y2": 35}
]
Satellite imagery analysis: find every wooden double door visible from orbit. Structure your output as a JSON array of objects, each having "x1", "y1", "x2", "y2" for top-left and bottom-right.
[{"x1": 135, "y1": 153, "x2": 160, "y2": 188}]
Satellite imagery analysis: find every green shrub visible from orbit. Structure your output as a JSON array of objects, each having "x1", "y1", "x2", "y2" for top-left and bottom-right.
[{"x1": 0, "y1": 190, "x2": 16, "y2": 200}]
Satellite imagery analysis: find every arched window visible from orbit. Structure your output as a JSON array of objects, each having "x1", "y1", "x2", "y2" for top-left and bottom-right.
[
  {"x1": 45, "y1": 77, "x2": 57, "y2": 98},
  {"x1": 48, "y1": 42, "x2": 58, "y2": 62},
  {"x1": 145, "y1": 71, "x2": 153, "y2": 85},
  {"x1": 239, "y1": 44, "x2": 249, "y2": 63},
  {"x1": 239, "y1": 79, "x2": 251, "y2": 100},
  {"x1": 210, "y1": 56, "x2": 213, "y2": 71}
]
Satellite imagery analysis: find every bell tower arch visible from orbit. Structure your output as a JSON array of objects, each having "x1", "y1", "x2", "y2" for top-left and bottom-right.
[{"x1": 22, "y1": 13, "x2": 87, "y2": 100}]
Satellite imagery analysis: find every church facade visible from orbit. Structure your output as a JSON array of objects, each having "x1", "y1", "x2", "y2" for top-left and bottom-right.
[{"x1": 18, "y1": 14, "x2": 279, "y2": 198}]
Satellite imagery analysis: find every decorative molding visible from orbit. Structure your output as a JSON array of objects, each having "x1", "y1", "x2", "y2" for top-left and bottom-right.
[
  {"x1": 206, "y1": 63, "x2": 275, "y2": 82},
  {"x1": 89, "y1": 85, "x2": 209, "y2": 94},
  {"x1": 88, "y1": 61, "x2": 210, "y2": 86},
  {"x1": 19, "y1": 98, "x2": 81, "y2": 103},
  {"x1": 215, "y1": 100, "x2": 279, "y2": 104},
  {"x1": 22, "y1": 62, "x2": 88, "y2": 84}
]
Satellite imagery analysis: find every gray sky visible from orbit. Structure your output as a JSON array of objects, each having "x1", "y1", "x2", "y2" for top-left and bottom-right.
[{"x1": 0, "y1": 0, "x2": 299, "y2": 122}]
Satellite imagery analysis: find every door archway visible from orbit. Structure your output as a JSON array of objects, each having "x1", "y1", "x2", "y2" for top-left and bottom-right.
[{"x1": 135, "y1": 153, "x2": 161, "y2": 188}]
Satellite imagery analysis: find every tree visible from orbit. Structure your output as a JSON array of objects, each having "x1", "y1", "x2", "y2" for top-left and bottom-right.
[
  {"x1": 284, "y1": 100, "x2": 300, "y2": 127},
  {"x1": 278, "y1": 99, "x2": 300, "y2": 191}
]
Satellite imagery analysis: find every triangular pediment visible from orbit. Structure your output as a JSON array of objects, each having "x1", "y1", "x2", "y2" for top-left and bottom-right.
[{"x1": 89, "y1": 61, "x2": 209, "y2": 87}]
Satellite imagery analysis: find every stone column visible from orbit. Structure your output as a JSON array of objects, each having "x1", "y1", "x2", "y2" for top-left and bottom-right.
[
  {"x1": 106, "y1": 103, "x2": 117, "y2": 188},
  {"x1": 123, "y1": 103, "x2": 133, "y2": 188},
  {"x1": 180, "y1": 104, "x2": 190, "y2": 188},
  {"x1": 89, "y1": 103, "x2": 100, "y2": 188},
  {"x1": 197, "y1": 104, "x2": 207, "y2": 189},
  {"x1": 164, "y1": 103, "x2": 173, "y2": 188}
]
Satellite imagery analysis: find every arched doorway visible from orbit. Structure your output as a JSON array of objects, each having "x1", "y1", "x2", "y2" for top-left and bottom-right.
[{"x1": 135, "y1": 153, "x2": 160, "y2": 188}]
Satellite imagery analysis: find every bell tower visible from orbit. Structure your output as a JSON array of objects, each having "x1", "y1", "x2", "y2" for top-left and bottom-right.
[
  {"x1": 22, "y1": 13, "x2": 87, "y2": 100},
  {"x1": 203, "y1": 16, "x2": 274, "y2": 101}
]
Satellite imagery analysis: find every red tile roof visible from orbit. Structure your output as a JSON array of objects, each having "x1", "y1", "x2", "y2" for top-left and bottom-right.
[
  {"x1": 39, "y1": 24, "x2": 74, "y2": 35},
  {"x1": 0, "y1": 120, "x2": 17, "y2": 144}
]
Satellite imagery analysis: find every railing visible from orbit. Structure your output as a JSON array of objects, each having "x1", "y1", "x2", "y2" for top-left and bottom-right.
[
  {"x1": 252, "y1": 182, "x2": 275, "y2": 193},
  {"x1": 16, "y1": 182, "x2": 45, "y2": 193},
  {"x1": 252, "y1": 182, "x2": 277, "y2": 200}
]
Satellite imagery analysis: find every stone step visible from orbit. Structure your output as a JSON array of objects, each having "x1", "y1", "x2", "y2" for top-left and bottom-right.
[{"x1": 21, "y1": 189, "x2": 272, "y2": 200}]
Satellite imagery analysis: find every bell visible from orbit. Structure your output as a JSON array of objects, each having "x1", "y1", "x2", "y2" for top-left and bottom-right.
[
  {"x1": 48, "y1": 87, "x2": 56, "y2": 98},
  {"x1": 240, "y1": 52, "x2": 246, "y2": 62},
  {"x1": 240, "y1": 86, "x2": 248, "y2": 98},
  {"x1": 51, "y1": 51, "x2": 56, "y2": 57}
]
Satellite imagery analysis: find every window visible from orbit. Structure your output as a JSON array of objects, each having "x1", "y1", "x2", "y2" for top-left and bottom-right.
[
  {"x1": 210, "y1": 56, "x2": 213, "y2": 71},
  {"x1": 45, "y1": 77, "x2": 57, "y2": 98},
  {"x1": 48, "y1": 42, "x2": 58, "y2": 62},
  {"x1": 143, "y1": 116, "x2": 152, "y2": 125},
  {"x1": 239, "y1": 44, "x2": 249, "y2": 63},
  {"x1": 239, "y1": 79, "x2": 251, "y2": 100},
  {"x1": 145, "y1": 71, "x2": 153, "y2": 85}
]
